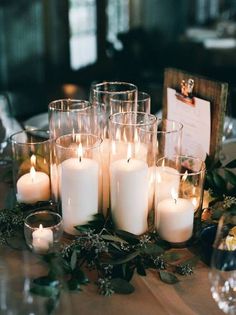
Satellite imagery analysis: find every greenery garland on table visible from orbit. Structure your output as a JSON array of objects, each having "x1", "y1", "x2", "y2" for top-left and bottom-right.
[{"x1": 0, "y1": 155, "x2": 236, "y2": 314}]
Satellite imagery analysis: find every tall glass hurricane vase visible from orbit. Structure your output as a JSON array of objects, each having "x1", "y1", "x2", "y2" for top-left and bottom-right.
[
  {"x1": 90, "y1": 81, "x2": 138, "y2": 138},
  {"x1": 109, "y1": 112, "x2": 157, "y2": 235}
]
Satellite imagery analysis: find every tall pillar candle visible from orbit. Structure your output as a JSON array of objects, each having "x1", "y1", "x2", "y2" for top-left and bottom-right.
[
  {"x1": 61, "y1": 157, "x2": 99, "y2": 235},
  {"x1": 110, "y1": 158, "x2": 149, "y2": 235}
]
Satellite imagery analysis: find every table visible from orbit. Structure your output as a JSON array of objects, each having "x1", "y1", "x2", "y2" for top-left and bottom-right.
[
  {"x1": 0, "y1": 246, "x2": 223, "y2": 315},
  {"x1": 0, "y1": 163, "x2": 224, "y2": 315}
]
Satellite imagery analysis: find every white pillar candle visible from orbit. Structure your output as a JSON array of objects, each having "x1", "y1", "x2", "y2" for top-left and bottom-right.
[
  {"x1": 110, "y1": 155, "x2": 149, "y2": 235},
  {"x1": 155, "y1": 166, "x2": 180, "y2": 203},
  {"x1": 61, "y1": 148, "x2": 99, "y2": 235},
  {"x1": 16, "y1": 167, "x2": 50, "y2": 204},
  {"x1": 156, "y1": 193, "x2": 194, "y2": 243},
  {"x1": 32, "y1": 224, "x2": 53, "y2": 254}
]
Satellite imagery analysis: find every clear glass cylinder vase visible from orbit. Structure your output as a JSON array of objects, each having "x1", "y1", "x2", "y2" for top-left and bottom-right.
[
  {"x1": 55, "y1": 133, "x2": 102, "y2": 235},
  {"x1": 155, "y1": 155, "x2": 206, "y2": 245},
  {"x1": 109, "y1": 112, "x2": 157, "y2": 235},
  {"x1": 10, "y1": 129, "x2": 51, "y2": 204}
]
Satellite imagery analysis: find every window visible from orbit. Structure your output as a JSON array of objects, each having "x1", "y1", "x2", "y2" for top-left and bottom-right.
[
  {"x1": 69, "y1": 0, "x2": 97, "y2": 70},
  {"x1": 106, "y1": 0, "x2": 129, "y2": 50}
]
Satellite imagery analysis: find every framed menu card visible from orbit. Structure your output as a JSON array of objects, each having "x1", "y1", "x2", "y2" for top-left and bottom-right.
[{"x1": 162, "y1": 68, "x2": 228, "y2": 160}]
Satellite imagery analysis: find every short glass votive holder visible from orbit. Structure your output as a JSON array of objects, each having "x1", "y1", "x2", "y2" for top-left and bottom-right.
[
  {"x1": 24, "y1": 210, "x2": 63, "y2": 254},
  {"x1": 109, "y1": 112, "x2": 157, "y2": 235},
  {"x1": 155, "y1": 155, "x2": 206, "y2": 245},
  {"x1": 55, "y1": 133, "x2": 102, "y2": 235},
  {"x1": 9, "y1": 129, "x2": 51, "y2": 204}
]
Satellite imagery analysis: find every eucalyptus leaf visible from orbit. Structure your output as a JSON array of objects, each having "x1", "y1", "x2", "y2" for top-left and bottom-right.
[
  {"x1": 141, "y1": 243, "x2": 164, "y2": 256},
  {"x1": 101, "y1": 234, "x2": 128, "y2": 243},
  {"x1": 110, "y1": 243, "x2": 122, "y2": 252},
  {"x1": 163, "y1": 252, "x2": 183, "y2": 262},
  {"x1": 159, "y1": 271, "x2": 179, "y2": 284},
  {"x1": 30, "y1": 284, "x2": 59, "y2": 297},
  {"x1": 224, "y1": 169, "x2": 236, "y2": 186},
  {"x1": 136, "y1": 259, "x2": 146, "y2": 276},
  {"x1": 115, "y1": 230, "x2": 140, "y2": 244},
  {"x1": 110, "y1": 278, "x2": 135, "y2": 294},
  {"x1": 33, "y1": 276, "x2": 60, "y2": 288},
  {"x1": 212, "y1": 171, "x2": 226, "y2": 190},
  {"x1": 225, "y1": 159, "x2": 236, "y2": 169},
  {"x1": 70, "y1": 250, "x2": 77, "y2": 270},
  {"x1": 180, "y1": 256, "x2": 200, "y2": 267},
  {"x1": 105, "y1": 251, "x2": 140, "y2": 265},
  {"x1": 205, "y1": 172, "x2": 215, "y2": 191}
]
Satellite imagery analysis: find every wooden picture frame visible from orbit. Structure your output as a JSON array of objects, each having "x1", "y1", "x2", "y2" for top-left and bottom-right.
[{"x1": 162, "y1": 68, "x2": 228, "y2": 160}]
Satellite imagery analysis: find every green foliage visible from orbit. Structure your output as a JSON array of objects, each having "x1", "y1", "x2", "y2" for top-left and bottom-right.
[{"x1": 204, "y1": 156, "x2": 236, "y2": 197}]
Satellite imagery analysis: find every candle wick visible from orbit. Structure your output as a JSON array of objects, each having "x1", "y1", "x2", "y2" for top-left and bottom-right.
[
  {"x1": 127, "y1": 158, "x2": 131, "y2": 163},
  {"x1": 79, "y1": 156, "x2": 82, "y2": 162},
  {"x1": 174, "y1": 198, "x2": 177, "y2": 205}
]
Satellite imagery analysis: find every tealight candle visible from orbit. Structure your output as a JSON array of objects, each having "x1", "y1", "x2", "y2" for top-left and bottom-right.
[
  {"x1": 110, "y1": 144, "x2": 149, "y2": 235},
  {"x1": 32, "y1": 224, "x2": 53, "y2": 254},
  {"x1": 156, "y1": 189, "x2": 194, "y2": 243},
  {"x1": 16, "y1": 155, "x2": 50, "y2": 204},
  {"x1": 61, "y1": 143, "x2": 99, "y2": 235}
]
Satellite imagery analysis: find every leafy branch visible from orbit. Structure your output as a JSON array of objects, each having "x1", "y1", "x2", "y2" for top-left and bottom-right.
[
  {"x1": 29, "y1": 213, "x2": 196, "y2": 306},
  {"x1": 205, "y1": 156, "x2": 236, "y2": 197}
]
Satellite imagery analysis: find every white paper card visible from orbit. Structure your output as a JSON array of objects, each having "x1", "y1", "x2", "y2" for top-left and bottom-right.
[{"x1": 167, "y1": 87, "x2": 211, "y2": 160}]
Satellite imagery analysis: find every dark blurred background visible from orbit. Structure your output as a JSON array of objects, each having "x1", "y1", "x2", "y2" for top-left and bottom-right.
[{"x1": 1, "y1": 0, "x2": 236, "y2": 120}]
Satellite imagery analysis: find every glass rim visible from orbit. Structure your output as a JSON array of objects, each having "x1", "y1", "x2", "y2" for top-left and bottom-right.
[
  {"x1": 24, "y1": 210, "x2": 62, "y2": 230},
  {"x1": 91, "y1": 81, "x2": 138, "y2": 95},
  {"x1": 9, "y1": 129, "x2": 50, "y2": 145},
  {"x1": 111, "y1": 91, "x2": 150, "y2": 103},
  {"x1": 157, "y1": 118, "x2": 183, "y2": 134},
  {"x1": 55, "y1": 133, "x2": 103, "y2": 151},
  {"x1": 157, "y1": 155, "x2": 206, "y2": 176},
  {"x1": 48, "y1": 99, "x2": 91, "y2": 112},
  {"x1": 109, "y1": 111, "x2": 157, "y2": 127}
]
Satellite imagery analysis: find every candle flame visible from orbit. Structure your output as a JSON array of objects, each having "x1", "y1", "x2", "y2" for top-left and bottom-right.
[
  {"x1": 182, "y1": 170, "x2": 188, "y2": 182},
  {"x1": 127, "y1": 143, "x2": 132, "y2": 162},
  {"x1": 171, "y1": 188, "x2": 178, "y2": 203},
  {"x1": 77, "y1": 143, "x2": 83, "y2": 162},
  {"x1": 39, "y1": 224, "x2": 43, "y2": 230},
  {"x1": 30, "y1": 154, "x2": 36, "y2": 166},
  {"x1": 30, "y1": 166, "x2": 36, "y2": 182}
]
